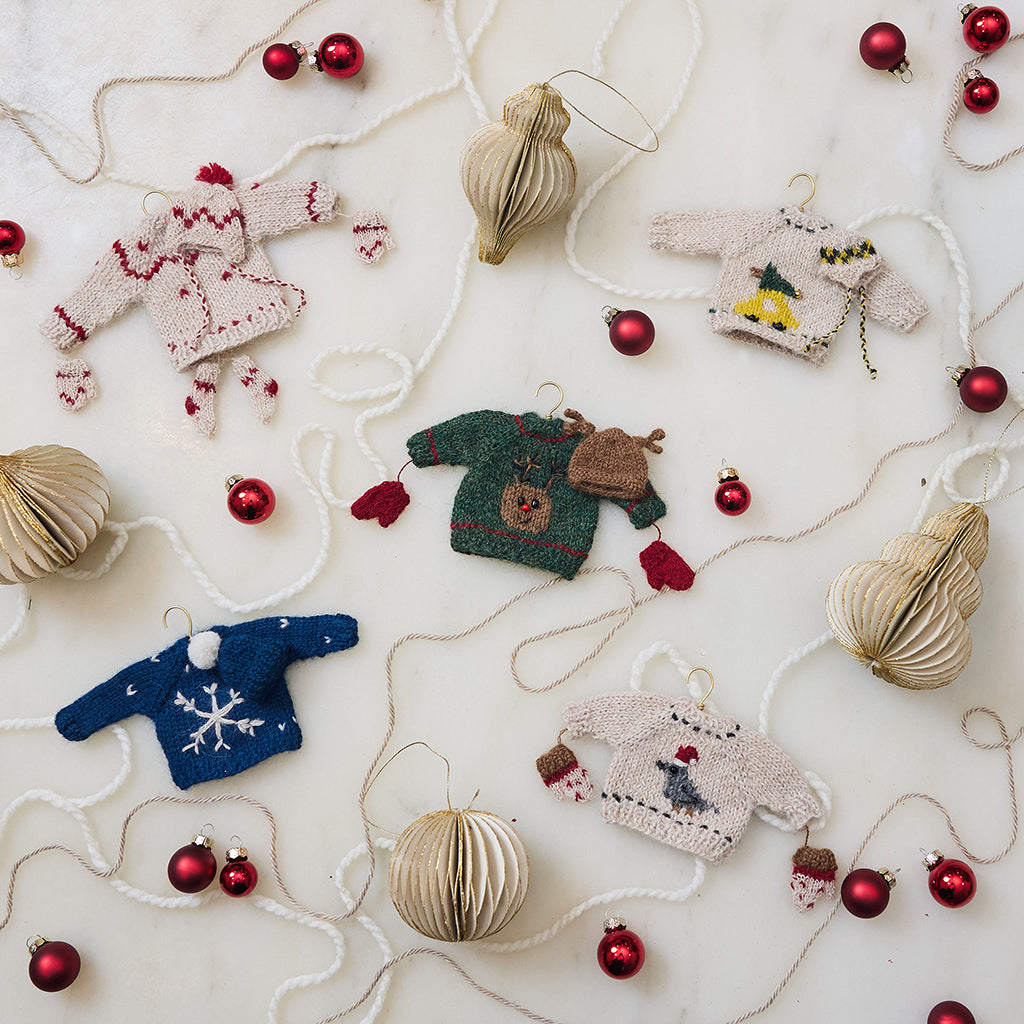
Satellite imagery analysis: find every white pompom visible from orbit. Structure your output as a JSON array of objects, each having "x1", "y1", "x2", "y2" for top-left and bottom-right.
[{"x1": 188, "y1": 631, "x2": 221, "y2": 670}]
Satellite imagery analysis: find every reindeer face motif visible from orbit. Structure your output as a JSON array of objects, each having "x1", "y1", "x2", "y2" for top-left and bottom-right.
[{"x1": 500, "y1": 457, "x2": 562, "y2": 534}]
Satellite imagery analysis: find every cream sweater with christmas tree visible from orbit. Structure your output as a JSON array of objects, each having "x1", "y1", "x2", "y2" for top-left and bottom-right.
[{"x1": 563, "y1": 691, "x2": 822, "y2": 863}]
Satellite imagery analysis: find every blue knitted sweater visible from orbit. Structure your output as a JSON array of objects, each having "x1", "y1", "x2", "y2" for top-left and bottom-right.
[{"x1": 55, "y1": 614, "x2": 358, "y2": 789}]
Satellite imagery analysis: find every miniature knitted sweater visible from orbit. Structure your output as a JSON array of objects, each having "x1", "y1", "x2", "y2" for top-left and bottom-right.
[
  {"x1": 407, "y1": 411, "x2": 666, "y2": 580},
  {"x1": 562, "y1": 691, "x2": 821, "y2": 862},
  {"x1": 40, "y1": 164, "x2": 338, "y2": 373},
  {"x1": 649, "y1": 205, "x2": 927, "y2": 365},
  {"x1": 55, "y1": 614, "x2": 357, "y2": 789}
]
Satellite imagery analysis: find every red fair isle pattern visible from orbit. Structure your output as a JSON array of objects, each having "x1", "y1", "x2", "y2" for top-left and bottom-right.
[
  {"x1": 185, "y1": 361, "x2": 220, "y2": 438},
  {"x1": 52, "y1": 306, "x2": 87, "y2": 345},
  {"x1": 232, "y1": 355, "x2": 278, "y2": 424},
  {"x1": 54, "y1": 357, "x2": 96, "y2": 411},
  {"x1": 351, "y1": 210, "x2": 394, "y2": 265},
  {"x1": 170, "y1": 204, "x2": 243, "y2": 231}
]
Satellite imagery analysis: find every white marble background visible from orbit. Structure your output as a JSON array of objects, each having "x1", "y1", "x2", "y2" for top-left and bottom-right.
[{"x1": 0, "y1": 0, "x2": 1021, "y2": 1021}]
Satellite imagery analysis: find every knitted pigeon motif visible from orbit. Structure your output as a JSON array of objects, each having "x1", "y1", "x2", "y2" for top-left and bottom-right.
[
  {"x1": 562, "y1": 691, "x2": 821, "y2": 862},
  {"x1": 55, "y1": 614, "x2": 357, "y2": 789}
]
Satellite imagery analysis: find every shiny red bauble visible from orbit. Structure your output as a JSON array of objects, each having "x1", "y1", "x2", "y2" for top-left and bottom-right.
[
  {"x1": 924, "y1": 851, "x2": 976, "y2": 908},
  {"x1": 219, "y1": 846, "x2": 258, "y2": 897},
  {"x1": 0, "y1": 219, "x2": 26, "y2": 267},
  {"x1": 262, "y1": 42, "x2": 302, "y2": 80},
  {"x1": 28, "y1": 938, "x2": 81, "y2": 992},
  {"x1": 167, "y1": 833, "x2": 218, "y2": 893},
  {"x1": 963, "y1": 73, "x2": 1000, "y2": 112},
  {"x1": 226, "y1": 476, "x2": 276, "y2": 524},
  {"x1": 319, "y1": 33, "x2": 364, "y2": 78},
  {"x1": 597, "y1": 918, "x2": 645, "y2": 979},
  {"x1": 714, "y1": 467, "x2": 751, "y2": 516},
  {"x1": 859, "y1": 23, "x2": 910, "y2": 76},
  {"x1": 840, "y1": 867, "x2": 896, "y2": 918},
  {"x1": 961, "y1": 4, "x2": 1010, "y2": 52},
  {"x1": 955, "y1": 365, "x2": 1008, "y2": 412},
  {"x1": 604, "y1": 307, "x2": 655, "y2": 356},
  {"x1": 928, "y1": 1000, "x2": 977, "y2": 1024}
]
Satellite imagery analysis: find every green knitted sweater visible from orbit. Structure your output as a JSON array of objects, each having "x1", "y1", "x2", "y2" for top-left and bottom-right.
[{"x1": 407, "y1": 410, "x2": 666, "y2": 579}]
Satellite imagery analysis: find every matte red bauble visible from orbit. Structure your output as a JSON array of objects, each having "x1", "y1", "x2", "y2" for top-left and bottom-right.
[
  {"x1": 603, "y1": 307, "x2": 655, "y2": 355},
  {"x1": 0, "y1": 219, "x2": 26, "y2": 268},
  {"x1": 859, "y1": 23, "x2": 911, "y2": 79},
  {"x1": 219, "y1": 845, "x2": 258, "y2": 897},
  {"x1": 961, "y1": 4, "x2": 1010, "y2": 52},
  {"x1": 714, "y1": 467, "x2": 751, "y2": 516},
  {"x1": 262, "y1": 42, "x2": 301, "y2": 80},
  {"x1": 953, "y1": 364, "x2": 1008, "y2": 412},
  {"x1": 226, "y1": 475, "x2": 276, "y2": 523},
  {"x1": 924, "y1": 851, "x2": 976, "y2": 908},
  {"x1": 167, "y1": 833, "x2": 218, "y2": 893},
  {"x1": 840, "y1": 867, "x2": 896, "y2": 918},
  {"x1": 928, "y1": 1000, "x2": 977, "y2": 1024},
  {"x1": 963, "y1": 73, "x2": 999, "y2": 112},
  {"x1": 597, "y1": 918, "x2": 645, "y2": 979},
  {"x1": 319, "y1": 33, "x2": 364, "y2": 78},
  {"x1": 28, "y1": 937, "x2": 81, "y2": 992}
]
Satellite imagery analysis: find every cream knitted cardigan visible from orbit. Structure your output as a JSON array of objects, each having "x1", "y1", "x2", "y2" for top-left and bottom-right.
[
  {"x1": 649, "y1": 205, "x2": 928, "y2": 365},
  {"x1": 563, "y1": 691, "x2": 822, "y2": 863},
  {"x1": 41, "y1": 164, "x2": 338, "y2": 376}
]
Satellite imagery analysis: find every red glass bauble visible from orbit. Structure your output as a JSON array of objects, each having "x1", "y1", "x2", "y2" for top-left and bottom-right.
[
  {"x1": 859, "y1": 23, "x2": 908, "y2": 72},
  {"x1": 605, "y1": 308, "x2": 655, "y2": 355},
  {"x1": 219, "y1": 848, "x2": 258, "y2": 897},
  {"x1": 319, "y1": 33, "x2": 364, "y2": 78},
  {"x1": 962, "y1": 5, "x2": 1010, "y2": 52},
  {"x1": 925, "y1": 853, "x2": 976, "y2": 908},
  {"x1": 928, "y1": 1000, "x2": 976, "y2": 1024},
  {"x1": 167, "y1": 835, "x2": 218, "y2": 893},
  {"x1": 963, "y1": 74, "x2": 999, "y2": 112},
  {"x1": 840, "y1": 867, "x2": 895, "y2": 918},
  {"x1": 597, "y1": 920, "x2": 645, "y2": 979},
  {"x1": 28, "y1": 938, "x2": 81, "y2": 992},
  {"x1": 262, "y1": 43, "x2": 301, "y2": 80},
  {"x1": 226, "y1": 476, "x2": 276, "y2": 523},
  {"x1": 0, "y1": 220, "x2": 26, "y2": 256},
  {"x1": 957, "y1": 365, "x2": 1008, "y2": 412},
  {"x1": 715, "y1": 469, "x2": 750, "y2": 516}
]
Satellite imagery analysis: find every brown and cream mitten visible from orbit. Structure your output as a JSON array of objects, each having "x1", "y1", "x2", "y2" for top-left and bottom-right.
[
  {"x1": 536, "y1": 739, "x2": 593, "y2": 802},
  {"x1": 791, "y1": 843, "x2": 838, "y2": 911}
]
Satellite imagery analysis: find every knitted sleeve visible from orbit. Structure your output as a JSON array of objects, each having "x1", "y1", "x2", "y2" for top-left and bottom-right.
[
  {"x1": 817, "y1": 230, "x2": 885, "y2": 289},
  {"x1": 734, "y1": 727, "x2": 822, "y2": 829},
  {"x1": 649, "y1": 208, "x2": 781, "y2": 257},
  {"x1": 237, "y1": 181, "x2": 340, "y2": 241},
  {"x1": 862, "y1": 265, "x2": 929, "y2": 333},
  {"x1": 231, "y1": 614, "x2": 358, "y2": 661},
  {"x1": 55, "y1": 656, "x2": 166, "y2": 741},
  {"x1": 562, "y1": 692, "x2": 672, "y2": 746},
  {"x1": 39, "y1": 241, "x2": 148, "y2": 352},
  {"x1": 609, "y1": 483, "x2": 667, "y2": 529},
  {"x1": 407, "y1": 410, "x2": 515, "y2": 468}
]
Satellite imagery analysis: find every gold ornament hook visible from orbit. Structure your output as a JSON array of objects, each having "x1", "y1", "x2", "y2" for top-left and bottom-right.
[
  {"x1": 787, "y1": 172, "x2": 816, "y2": 212},
  {"x1": 163, "y1": 605, "x2": 194, "y2": 638},
  {"x1": 142, "y1": 190, "x2": 172, "y2": 215},
  {"x1": 536, "y1": 381, "x2": 564, "y2": 419},
  {"x1": 687, "y1": 667, "x2": 715, "y2": 710}
]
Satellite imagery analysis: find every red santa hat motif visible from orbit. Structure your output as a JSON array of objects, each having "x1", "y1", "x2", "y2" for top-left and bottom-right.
[{"x1": 671, "y1": 745, "x2": 699, "y2": 767}]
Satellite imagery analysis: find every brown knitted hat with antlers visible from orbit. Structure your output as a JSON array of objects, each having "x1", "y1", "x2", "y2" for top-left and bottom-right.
[{"x1": 564, "y1": 410, "x2": 666, "y2": 500}]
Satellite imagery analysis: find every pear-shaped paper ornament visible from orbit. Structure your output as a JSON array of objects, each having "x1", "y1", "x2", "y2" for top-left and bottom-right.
[
  {"x1": 460, "y1": 82, "x2": 577, "y2": 265},
  {"x1": 825, "y1": 502, "x2": 988, "y2": 690}
]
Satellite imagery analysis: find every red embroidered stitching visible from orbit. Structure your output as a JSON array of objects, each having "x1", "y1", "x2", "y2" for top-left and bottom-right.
[
  {"x1": 624, "y1": 487, "x2": 654, "y2": 515},
  {"x1": 451, "y1": 522, "x2": 588, "y2": 559},
  {"x1": 514, "y1": 415, "x2": 571, "y2": 442},
  {"x1": 306, "y1": 183, "x2": 320, "y2": 222},
  {"x1": 426, "y1": 428, "x2": 440, "y2": 465},
  {"x1": 53, "y1": 306, "x2": 87, "y2": 342}
]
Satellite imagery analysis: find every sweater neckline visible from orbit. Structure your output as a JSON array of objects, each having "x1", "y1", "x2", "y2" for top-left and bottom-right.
[
  {"x1": 516, "y1": 411, "x2": 570, "y2": 440},
  {"x1": 778, "y1": 205, "x2": 833, "y2": 234}
]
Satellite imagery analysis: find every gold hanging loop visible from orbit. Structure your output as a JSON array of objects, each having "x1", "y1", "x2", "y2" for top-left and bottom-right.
[
  {"x1": 544, "y1": 70, "x2": 659, "y2": 152},
  {"x1": 142, "y1": 190, "x2": 172, "y2": 215},
  {"x1": 687, "y1": 667, "x2": 715, "y2": 709},
  {"x1": 535, "y1": 381, "x2": 564, "y2": 419},
  {"x1": 162, "y1": 605, "x2": 194, "y2": 638},
  {"x1": 364, "y1": 741, "x2": 455, "y2": 834},
  {"x1": 787, "y1": 172, "x2": 816, "y2": 212}
]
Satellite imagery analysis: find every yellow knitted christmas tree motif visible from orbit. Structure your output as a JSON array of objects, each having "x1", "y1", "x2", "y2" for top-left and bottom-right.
[{"x1": 733, "y1": 262, "x2": 801, "y2": 332}]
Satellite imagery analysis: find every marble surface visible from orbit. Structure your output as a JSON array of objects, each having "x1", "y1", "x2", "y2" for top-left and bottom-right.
[{"x1": 1, "y1": 1, "x2": 1022, "y2": 1021}]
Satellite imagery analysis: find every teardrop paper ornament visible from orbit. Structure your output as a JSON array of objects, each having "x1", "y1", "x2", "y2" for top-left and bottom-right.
[
  {"x1": 0, "y1": 444, "x2": 110, "y2": 584},
  {"x1": 825, "y1": 502, "x2": 988, "y2": 690},
  {"x1": 460, "y1": 82, "x2": 577, "y2": 265},
  {"x1": 388, "y1": 807, "x2": 529, "y2": 941}
]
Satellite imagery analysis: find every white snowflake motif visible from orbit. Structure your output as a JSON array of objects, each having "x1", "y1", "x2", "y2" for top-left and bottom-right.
[{"x1": 175, "y1": 682, "x2": 265, "y2": 756}]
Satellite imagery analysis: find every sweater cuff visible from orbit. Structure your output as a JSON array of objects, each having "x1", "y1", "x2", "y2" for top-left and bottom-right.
[
  {"x1": 307, "y1": 181, "x2": 340, "y2": 224},
  {"x1": 624, "y1": 489, "x2": 667, "y2": 529},
  {"x1": 407, "y1": 429, "x2": 441, "y2": 467},
  {"x1": 54, "y1": 706, "x2": 93, "y2": 742},
  {"x1": 41, "y1": 307, "x2": 88, "y2": 351}
]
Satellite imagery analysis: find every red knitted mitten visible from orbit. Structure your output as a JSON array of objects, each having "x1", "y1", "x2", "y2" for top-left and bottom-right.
[
  {"x1": 640, "y1": 540, "x2": 695, "y2": 591},
  {"x1": 351, "y1": 480, "x2": 410, "y2": 527},
  {"x1": 55, "y1": 358, "x2": 96, "y2": 411}
]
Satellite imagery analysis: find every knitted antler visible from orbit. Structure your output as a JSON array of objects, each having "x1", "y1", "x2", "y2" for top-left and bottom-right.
[
  {"x1": 563, "y1": 409, "x2": 596, "y2": 436},
  {"x1": 635, "y1": 428, "x2": 665, "y2": 454}
]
